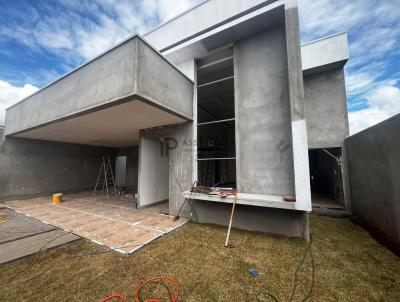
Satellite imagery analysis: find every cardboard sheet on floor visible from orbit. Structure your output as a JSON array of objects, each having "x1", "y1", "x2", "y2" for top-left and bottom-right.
[{"x1": 3, "y1": 194, "x2": 186, "y2": 254}]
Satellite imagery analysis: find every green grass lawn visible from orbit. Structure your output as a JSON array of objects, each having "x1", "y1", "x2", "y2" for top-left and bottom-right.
[{"x1": 1, "y1": 214, "x2": 399, "y2": 301}]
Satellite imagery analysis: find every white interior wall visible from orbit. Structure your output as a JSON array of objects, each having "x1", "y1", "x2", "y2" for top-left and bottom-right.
[{"x1": 138, "y1": 136, "x2": 169, "y2": 206}]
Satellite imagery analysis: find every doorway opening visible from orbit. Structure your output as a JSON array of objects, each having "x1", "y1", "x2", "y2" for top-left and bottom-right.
[
  {"x1": 138, "y1": 136, "x2": 169, "y2": 208},
  {"x1": 115, "y1": 156, "x2": 127, "y2": 188},
  {"x1": 309, "y1": 147, "x2": 345, "y2": 209},
  {"x1": 196, "y1": 47, "x2": 236, "y2": 188}
]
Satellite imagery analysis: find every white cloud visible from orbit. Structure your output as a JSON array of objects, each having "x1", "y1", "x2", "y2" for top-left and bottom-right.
[
  {"x1": 368, "y1": 85, "x2": 400, "y2": 114},
  {"x1": 1, "y1": 0, "x2": 201, "y2": 62},
  {"x1": 0, "y1": 80, "x2": 39, "y2": 124},
  {"x1": 348, "y1": 84, "x2": 400, "y2": 134},
  {"x1": 0, "y1": 0, "x2": 200, "y2": 124},
  {"x1": 345, "y1": 72, "x2": 377, "y2": 96}
]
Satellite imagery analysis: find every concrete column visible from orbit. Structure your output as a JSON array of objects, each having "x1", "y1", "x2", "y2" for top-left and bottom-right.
[{"x1": 285, "y1": 5, "x2": 305, "y2": 121}]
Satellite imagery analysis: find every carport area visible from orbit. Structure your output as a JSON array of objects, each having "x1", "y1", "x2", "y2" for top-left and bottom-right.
[
  {"x1": 3, "y1": 192, "x2": 186, "y2": 254},
  {"x1": 1, "y1": 35, "x2": 194, "y2": 254}
]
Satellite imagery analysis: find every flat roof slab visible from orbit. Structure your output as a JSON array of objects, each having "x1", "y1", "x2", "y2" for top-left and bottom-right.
[
  {"x1": 302, "y1": 32, "x2": 349, "y2": 75},
  {"x1": 144, "y1": 0, "x2": 287, "y2": 51},
  {"x1": 5, "y1": 36, "x2": 193, "y2": 137}
]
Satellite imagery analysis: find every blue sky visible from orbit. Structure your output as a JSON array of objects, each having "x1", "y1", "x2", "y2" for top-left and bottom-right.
[{"x1": 0, "y1": 0, "x2": 399, "y2": 133}]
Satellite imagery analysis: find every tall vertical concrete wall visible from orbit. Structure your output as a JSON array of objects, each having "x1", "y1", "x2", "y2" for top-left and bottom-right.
[
  {"x1": 234, "y1": 25, "x2": 294, "y2": 195},
  {"x1": 345, "y1": 114, "x2": 400, "y2": 254},
  {"x1": 304, "y1": 69, "x2": 349, "y2": 148},
  {"x1": 0, "y1": 137, "x2": 115, "y2": 201}
]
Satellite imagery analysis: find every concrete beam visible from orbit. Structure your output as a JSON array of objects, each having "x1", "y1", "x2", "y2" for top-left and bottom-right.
[{"x1": 143, "y1": 0, "x2": 284, "y2": 52}]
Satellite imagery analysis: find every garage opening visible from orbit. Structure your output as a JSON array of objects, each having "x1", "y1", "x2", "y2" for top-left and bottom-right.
[
  {"x1": 309, "y1": 147, "x2": 344, "y2": 209},
  {"x1": 196, "y1": 47, "x2": 236, "y2": 188}
]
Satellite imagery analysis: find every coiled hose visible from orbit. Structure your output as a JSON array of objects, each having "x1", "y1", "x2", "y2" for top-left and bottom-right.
[{"x1": 99, "y1": 276, "x2": 180, "y2": 302}]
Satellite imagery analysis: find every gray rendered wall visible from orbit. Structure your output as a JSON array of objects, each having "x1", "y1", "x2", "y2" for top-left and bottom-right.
[
  {"x1": 136, "y1": 41, "x2": 193, "y2": 119},
  {"x1": 0, "y1": 137, "x2": 115, "y2": 201},
  {"x1": 345, "y1": 114, "x2": 400, "y2": 254},
  {"x1": 234, "y1": 25, "x2": 294, "y2": 195},
  {"x1": 304, "y1": 69, "x2": 349, "y2": 148}
]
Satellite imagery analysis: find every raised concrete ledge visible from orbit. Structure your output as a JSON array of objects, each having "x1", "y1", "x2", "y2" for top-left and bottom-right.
[
  {"x1": 143, "y1": 0, "x2": 285, "y2": 52},
  {"x1": 163, "y1": 1, "x2": 286, "y2": 69},
  {"x1": 183, "y1": 191, "x2": 307, "y2": 211},
  {"x1": 301, "y1": 32, "x2": 349, "y2": 75},
  {"x1": 5, "y1": 36, "x2": 193, "y2": 136}
]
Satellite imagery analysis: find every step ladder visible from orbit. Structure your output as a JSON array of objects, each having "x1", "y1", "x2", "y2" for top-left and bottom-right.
[{"x1": 93, "y1": 156, "x2": 117, "y2": 198}]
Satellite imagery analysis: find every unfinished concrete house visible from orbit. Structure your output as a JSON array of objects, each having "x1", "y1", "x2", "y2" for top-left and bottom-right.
[{"x1": 0, "y1": 0, "x2": 349, "y2": 245}]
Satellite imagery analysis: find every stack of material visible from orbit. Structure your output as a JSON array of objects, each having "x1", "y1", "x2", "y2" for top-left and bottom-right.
[{"x1": 192, "y1": 186, "x2": 236, "y2": 197}]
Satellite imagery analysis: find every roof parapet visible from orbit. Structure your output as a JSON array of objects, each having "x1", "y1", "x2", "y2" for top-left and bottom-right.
[{"x1": 301, "y1": 32, "x2": 349, "y2": 75}]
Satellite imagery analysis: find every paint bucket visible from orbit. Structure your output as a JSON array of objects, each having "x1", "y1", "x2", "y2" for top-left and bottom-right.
[{"x1": 53, "y1": 193, "x2": 63, "y2": 204}]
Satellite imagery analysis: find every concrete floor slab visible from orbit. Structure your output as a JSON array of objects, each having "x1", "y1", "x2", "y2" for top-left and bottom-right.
[
  {"x1": 0, "y1": 208, "x2": 55, "y2": 244},
  {"x1": 0, "y1": 229, "x2": 80, "y2": 264},
  {"x1": 3, "y1": 193, "x2": 187, "y2": 254}
]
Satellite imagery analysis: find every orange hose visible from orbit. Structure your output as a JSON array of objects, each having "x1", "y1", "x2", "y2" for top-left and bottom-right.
[
  {"x1": 99, "y1": 294, "x2": 125, "y2": 302},
  {"x1": 99, "y1": 276, "x2": 179, "y2": 302},
  {"x1": 134, "y1": 276, "x2": 180, "y2": 302}
]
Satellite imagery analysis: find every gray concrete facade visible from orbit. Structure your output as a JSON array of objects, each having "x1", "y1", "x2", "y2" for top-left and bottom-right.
[
  {"x1": 304, "y1": 69, "x2": 349, "y2": 148},
  {"x1": 345, "y1": 114, "x2": 400, "y2": 254},
  {"x1": 234, "y1": 25, "x2": 294, "y2": 195},
  {"x1": 1, "y1": 0, "x2": 352, "y2": 240}
]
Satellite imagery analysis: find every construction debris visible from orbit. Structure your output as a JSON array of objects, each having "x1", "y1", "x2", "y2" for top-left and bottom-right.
[
  {"x1": 0, "y1": 211, "x2": 6, "y2": 224},
  {"x1": 249, "y1": 268, "x2": 260, "y2": 278}
]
